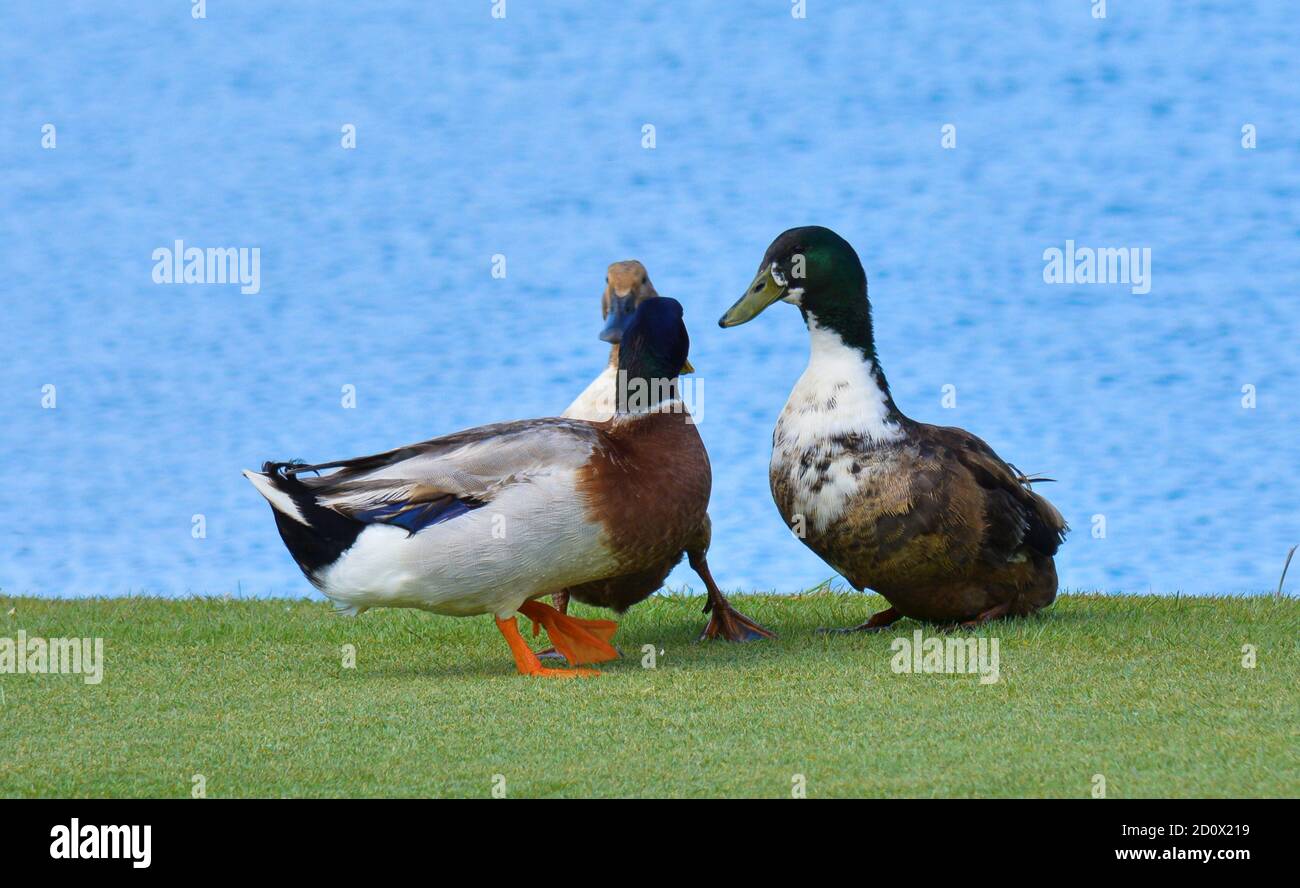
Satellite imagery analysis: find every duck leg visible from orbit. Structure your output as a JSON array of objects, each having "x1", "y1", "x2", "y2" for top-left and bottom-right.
[
  {"x1": 689, "y1": 550, "x2": 777, "y2": 642},
  {"x1": 958, "y1": 602, "x2": 1011, "y2": 629},
  {"x1": 495, "y1": 615, "x2": 600, "y2": 679},
  {"x1": 818, "y1": 606, "x2": 902, "y2": 634}
]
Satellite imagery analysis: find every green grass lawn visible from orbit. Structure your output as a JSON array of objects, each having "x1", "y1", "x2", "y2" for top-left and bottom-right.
[{"x1": 1, "y1": 590, "x2": 1296, "y2": 798}]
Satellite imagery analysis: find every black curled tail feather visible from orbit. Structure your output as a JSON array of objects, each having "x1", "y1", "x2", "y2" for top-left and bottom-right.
[{"x1": 258, "y1": 461, "x2": 364, "y2": 583}]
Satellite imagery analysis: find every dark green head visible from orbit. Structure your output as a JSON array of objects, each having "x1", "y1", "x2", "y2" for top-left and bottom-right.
[
  {"x1": 718, "y1": 226, "x2": 879, "y2": 360},
  {"x1": 618, "y1": 297, "x2": 691, "y2": 383}
]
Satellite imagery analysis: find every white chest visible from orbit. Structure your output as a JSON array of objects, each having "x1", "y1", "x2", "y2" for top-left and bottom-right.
[
  {"x1": 562, "y1": 364, "x2": 618, "y2": 422},
  {"x1": 771, "y1": 322, "x2": 903, "y2": 532}
]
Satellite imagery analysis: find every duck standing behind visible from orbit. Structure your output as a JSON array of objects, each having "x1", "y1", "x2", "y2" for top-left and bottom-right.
[{"x1": 562, "y1": 261, "x2": 672, "y2": 422}]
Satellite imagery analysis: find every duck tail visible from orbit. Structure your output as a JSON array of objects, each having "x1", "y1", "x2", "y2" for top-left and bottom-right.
[
  {"x1": 242, "y1": 462, "x2": 363, "y2": 581},
  {"x1": 243, "y1": 462, "x2": 310, "y2": 525}
]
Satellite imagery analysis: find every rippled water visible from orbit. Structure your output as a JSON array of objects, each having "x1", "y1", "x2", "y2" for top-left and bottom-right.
[{"x1": 2, "y1": 2, "x2": 1297, "y2": 598}]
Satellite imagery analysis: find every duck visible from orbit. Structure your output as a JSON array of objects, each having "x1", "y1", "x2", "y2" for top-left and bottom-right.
[
  {"x1": 562, "y1": 260, "x2": 692, "y2": 422},
  {"x1": 244, "y1": 298, "x2": 759, "y2": 679},
  {"x1": 718, "y1": 226, "x2": 1067, "y2": 630},
  {"x1": 554, "y1": 261, "x2": 772, "y2": 643}
]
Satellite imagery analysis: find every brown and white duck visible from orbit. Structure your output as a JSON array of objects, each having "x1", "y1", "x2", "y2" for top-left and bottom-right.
[
  {"x1": 244, "y1": 298, "x2": 765, "y2": 679},
  {"x1": 719, "y1": 226, "x2": 1067, "y2": 630}
]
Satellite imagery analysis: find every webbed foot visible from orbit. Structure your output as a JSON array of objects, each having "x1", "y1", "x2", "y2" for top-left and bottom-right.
[
  {"x1": 495, "y1": 615, "x2": 601, "y2": 679},
  {"x1": 817, "y1": 606, "x2": 902, "y2": 634},
  {"x1": 699, "y1": 598, "x2": 777, "y2": 642},
  {"x1": 518, "y1": 600, "x2": 620, "y2": 665},
  {"x1": 958, "y1": 602, "x2": 1011, "y2": 629},
  {"x1": 688, "y1": 550, "x2": 776, "y2": 642}
]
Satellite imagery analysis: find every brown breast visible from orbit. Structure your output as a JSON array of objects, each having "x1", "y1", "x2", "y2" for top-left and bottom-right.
[{"x1": 577, "y1": 409, "x2": 711, "y2": 573}]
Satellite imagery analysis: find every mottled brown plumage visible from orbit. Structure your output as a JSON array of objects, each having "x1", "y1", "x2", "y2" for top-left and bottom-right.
[
  {"x1": 770, "y1": 417, "x2": 1065, "y2": 623},
  {"x1": 722, "y1": 226, "x2": 1067, "y2": 629}
]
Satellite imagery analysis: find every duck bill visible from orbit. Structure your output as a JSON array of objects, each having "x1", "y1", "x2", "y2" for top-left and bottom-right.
[
  {"x1": 600, "y1": 295, "x2": 635, "y2": 343},
  {"x1": 718, "y1": 266, "x2": 784, "y2": 328}
]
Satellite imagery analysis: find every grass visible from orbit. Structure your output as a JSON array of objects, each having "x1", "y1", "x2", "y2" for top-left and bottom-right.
[{"x1": 1, "y1": 590, "x2": 1296, "y2": 798}]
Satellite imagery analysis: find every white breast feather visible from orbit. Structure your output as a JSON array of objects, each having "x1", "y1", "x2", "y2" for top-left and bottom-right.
[
  {"x1": 772, "y1": 320, "x2": 903, "y2": 533},
  {"x1": 562, "y1": 364, "x2": 618, "y2": 422}
]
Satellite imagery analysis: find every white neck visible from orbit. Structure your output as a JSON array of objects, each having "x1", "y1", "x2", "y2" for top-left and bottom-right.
[{"x1": 780, "y1": 319, "x2": 902, "y2": 447}]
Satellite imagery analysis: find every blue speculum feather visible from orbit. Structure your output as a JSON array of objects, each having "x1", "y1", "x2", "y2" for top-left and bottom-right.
[{"x1": 355, "y1": 498, "x2": 480, "y2": 534}]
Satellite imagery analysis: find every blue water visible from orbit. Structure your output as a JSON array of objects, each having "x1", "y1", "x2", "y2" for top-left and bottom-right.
[{"x1": 2, "y1": 2, "x2": 1297, "y2": 598}]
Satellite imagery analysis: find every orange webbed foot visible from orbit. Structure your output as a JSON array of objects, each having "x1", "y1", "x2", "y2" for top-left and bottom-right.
[
  {"x1": 533, "y1": 590, "x2": 573, "y2": 660},
  {"x1": 495, "y1": 615, "x2": 601, "y2": 679},
  {"x1": 518, "y1": 600, "x2": 620, "y2": 665}
]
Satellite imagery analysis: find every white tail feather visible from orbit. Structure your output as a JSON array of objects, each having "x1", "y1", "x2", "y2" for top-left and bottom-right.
[{"x1": 242, "y1": 469, "x2": 309, "y2": 526}]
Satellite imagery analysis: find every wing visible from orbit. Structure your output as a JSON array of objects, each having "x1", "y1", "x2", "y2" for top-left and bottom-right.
[
  {"x1": 923, "y1": 423, "x2": 1068, "y2": 561},
  {"x1": 283, "y1": 418, "x2": 603, "y2": 533}
]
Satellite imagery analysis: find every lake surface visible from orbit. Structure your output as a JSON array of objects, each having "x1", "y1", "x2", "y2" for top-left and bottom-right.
[{"x1": 2, "y1": 2, "x2": 1297, "y2": 598}]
